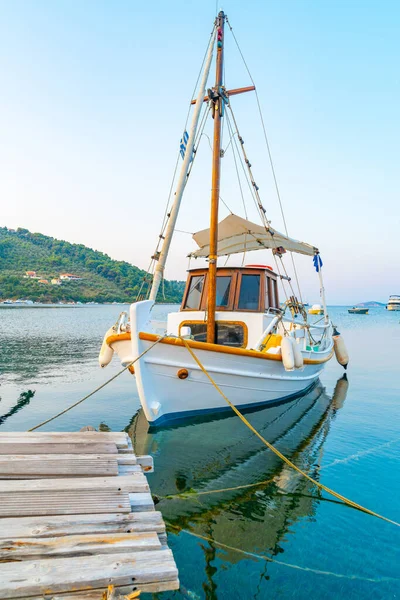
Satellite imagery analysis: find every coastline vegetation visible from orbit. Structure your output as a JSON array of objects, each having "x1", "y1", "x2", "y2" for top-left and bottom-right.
[{"x1": 0, "y1": 227, "x2": 184, "y2": 303}]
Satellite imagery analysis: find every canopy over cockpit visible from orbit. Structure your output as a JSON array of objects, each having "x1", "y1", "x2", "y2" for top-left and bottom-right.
[{"x1": 190, "y1": 214, "x2": 318, "y2": 258}]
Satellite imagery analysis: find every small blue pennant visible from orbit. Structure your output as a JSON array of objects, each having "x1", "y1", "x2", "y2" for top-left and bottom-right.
[{"x1": 313, "y1": 254, "x2": 323, "y2": 272}]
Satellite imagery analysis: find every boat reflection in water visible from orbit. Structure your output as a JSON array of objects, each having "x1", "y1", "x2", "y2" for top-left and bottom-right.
[{"x1": 127, "y1": 376, "x2": 348, "y2": 568}]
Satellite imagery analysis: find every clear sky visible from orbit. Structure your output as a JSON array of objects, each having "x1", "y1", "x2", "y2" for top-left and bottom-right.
[{"x1": 1, "y1": 0, "x2": 399, "y2": 304}]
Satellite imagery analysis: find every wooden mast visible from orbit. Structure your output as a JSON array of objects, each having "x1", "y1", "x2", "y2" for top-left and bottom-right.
[{"x1": 207, "y1": 10, "x2": 225, "y2": 344}]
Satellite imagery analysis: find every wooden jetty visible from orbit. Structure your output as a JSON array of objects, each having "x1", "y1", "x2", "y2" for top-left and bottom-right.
[{"x1": 0, "y1": 431, "x2": 179, "y2": 599}]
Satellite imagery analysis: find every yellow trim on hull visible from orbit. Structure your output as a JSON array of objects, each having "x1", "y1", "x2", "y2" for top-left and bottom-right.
[{"x1": 106, "y1": 332, "x2": 333, "y2": 366}]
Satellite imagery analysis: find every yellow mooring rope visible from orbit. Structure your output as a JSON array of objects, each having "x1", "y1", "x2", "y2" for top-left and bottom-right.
[
  {"x1": 27, "y1": 336, "x2": 165, "y2": 432},
  {"x1": 166, "y1": 523, "x2": 400, "y2": 583},
  {"x1": 179, "y1": 337, "x2": 400, "y2": 527}
]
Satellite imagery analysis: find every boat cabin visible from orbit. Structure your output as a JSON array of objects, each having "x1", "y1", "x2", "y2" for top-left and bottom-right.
[
  {"x1": 181, "y1": 265, "x2": 280, "y2": 312},
  {"x1": 167, "y1": 266, "x2": 280, "y2": 349}
]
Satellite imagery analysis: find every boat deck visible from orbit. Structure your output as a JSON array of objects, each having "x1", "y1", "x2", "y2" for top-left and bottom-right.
[{"x1": 0, "y1": 430, "x2": 179, "y2": 599}]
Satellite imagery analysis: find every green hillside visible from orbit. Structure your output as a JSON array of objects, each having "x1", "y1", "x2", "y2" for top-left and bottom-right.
[{"x1": 0, "y1": 227, "x2": 184, "y2": 303}]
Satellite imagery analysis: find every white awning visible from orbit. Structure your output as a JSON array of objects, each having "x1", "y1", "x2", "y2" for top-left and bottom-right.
[{"x1": 190, "y1": 214, "x2": 318, "y2": 258}]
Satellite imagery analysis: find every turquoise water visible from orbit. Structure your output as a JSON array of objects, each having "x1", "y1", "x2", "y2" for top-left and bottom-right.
[{"x1": 0, "y1": 305, "x2": 399, "y2": 598}]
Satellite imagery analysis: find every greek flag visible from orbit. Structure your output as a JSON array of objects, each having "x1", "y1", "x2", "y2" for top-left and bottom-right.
[
  {"x1": 179, "y1": 131, "x2": 191, "y2": 160},
  {"x1": 313, "y1": 254, "x2": 323, "y2": 272}
]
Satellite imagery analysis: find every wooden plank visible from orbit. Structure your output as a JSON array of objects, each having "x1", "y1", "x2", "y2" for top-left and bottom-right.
[
  {"x1": 0, "y1": 490, "x2": 131, "y2": 517},
  {"x1": 0, "y1": 511, "x2": 165, "y2": 538},
  {"x1": 0, "y1": 433, "x2": 129, "y2": 449},
  {"x1": 0, "y1": 443, "x2": 118, "y2": 455},
  {"x1": 117, "y1": 437, "x2": 134, "y2": 454},
  {"x1": 119, "y1": 464, "x2": 142, "y2": 472},
  {"x1": 0, "y1": 456, "x2": 119, "y2": 478},
  {"x1": 24, "y1": 579, "x2": 180, "y2": 598},
  {"x1": 0, "y1": 474, "x2": 148, "y2": 494},
  {"x1": 0, "y1": 549, "x2": 178, "y2": 598},
  {"x1": 129, "y1": 492, "x2": 154, "y2": 512},
  {"x1": 115, "y1": 456, "x2": 136, "y2": 465},
  {"x1": 117, "y1": 465, "x2": 142, "y2": 475},
  {"x1": 136, "y1": 454, "x2": 154, "y2": 473},
  {"x1": 0, "y1": 532, "x2": 161, "y2": 561}
]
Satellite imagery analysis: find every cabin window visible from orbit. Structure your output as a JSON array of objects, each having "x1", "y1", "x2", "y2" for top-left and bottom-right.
[
  {"x1": 185, "y1": 275, "x2": 204, "y2": 309},
  {"x1": 216, "y1": 276, "x2": 231, "y2": 307},
  {"x1": 238, "y1": 274, "x2": 260, "y2": 310},
  {"x1": 179, "y1": 321, "x2": 247, "y2": 348}
]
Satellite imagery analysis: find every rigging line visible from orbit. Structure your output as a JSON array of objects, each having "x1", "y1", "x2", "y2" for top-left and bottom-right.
[
  {"x1": 175, "y1": 229, "x2": 194, "y2": 235},
  {"x1": 227, "y1": 110, "x2": 261, "y2": 217},
  {"x1": 226, "y1": 17, "x2": 304, "y2": 303},
  {"x1": 228, "y1": 103, "x2": 299, "y2": 301},
  {"x1": 135, "y1": 260, "x2": 156, "y2": 302},
  {"x1": 225, "y1": 111, "x2": 248, "y2": 219},
  {"x1": 194, "y1": 103, "x2": 211, "y2": 146},
  {"x1": 220, "y1": 195, "x2": 233, "y2": 214},
  {"x1": 202, "y1": 132, "x2": 213, "y2": 152},
  {"x1": 187, "y1": 105, "x2": 211, "y2": 181},
  {"x1": 227, "y1": 104, "x2": 271, "y2": 226},
  {"x1": 229, "y1": 112, "x2": 295, "y2": 304}
]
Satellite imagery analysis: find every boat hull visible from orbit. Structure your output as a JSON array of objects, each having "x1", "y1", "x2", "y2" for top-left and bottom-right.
[
  {"x1": 104, "y1": 301, "x2": 333, "y2": 425},
  {"x1": 134, "y1": 337, "x2": 325, "y2": 425}
]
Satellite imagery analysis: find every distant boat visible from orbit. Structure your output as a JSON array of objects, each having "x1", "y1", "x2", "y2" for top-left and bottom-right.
[
  {"x1": 386, "y1": 295, "x2": 400, "y2": 311},
  {"x1": 348, "y1": 307, "x2": 368, "y2": 314},
  {"x1": 1, "y1": 299, "x2": 34, "y2": 306},
  {"x1": 308, "y1": 304, "x2": 324, "y2": 315}
]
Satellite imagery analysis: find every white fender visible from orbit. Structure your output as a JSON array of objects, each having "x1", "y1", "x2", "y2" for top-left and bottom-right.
[
  {"x1": 281, "y1": 337, "x2": 295, "y2": 371},
  {"x1": 333, "y1": 329, "x2": 349, "y2": 369},
  {"x1": 292, "y1": 339, "x2": 304, "y2": 369},
  {"x1": 98, "y1": 326, "x2": 115, "y2": 367}
]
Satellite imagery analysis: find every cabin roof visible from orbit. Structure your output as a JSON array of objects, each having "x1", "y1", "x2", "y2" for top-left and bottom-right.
[{"x1": 187, "y1": 264, "x2": 277, "y2": 275}]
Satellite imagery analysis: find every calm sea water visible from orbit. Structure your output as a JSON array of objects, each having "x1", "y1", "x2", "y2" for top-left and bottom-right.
[{"x1": 0, "y1": 304, "x2": 399, "y2": 599}]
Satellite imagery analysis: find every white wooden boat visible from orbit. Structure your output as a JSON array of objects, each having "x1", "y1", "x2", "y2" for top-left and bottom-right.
[{"x1": 99, "y1": 12, "x2": 348, "y2": 425}]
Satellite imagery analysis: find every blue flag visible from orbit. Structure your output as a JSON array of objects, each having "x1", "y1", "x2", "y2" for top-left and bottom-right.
[
  {"x1": 313, "y1": 254, "x2": 323, "y2": 272},
  {"x1": 180, "y1": 131, "x2": 190, "y2": 160}
]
